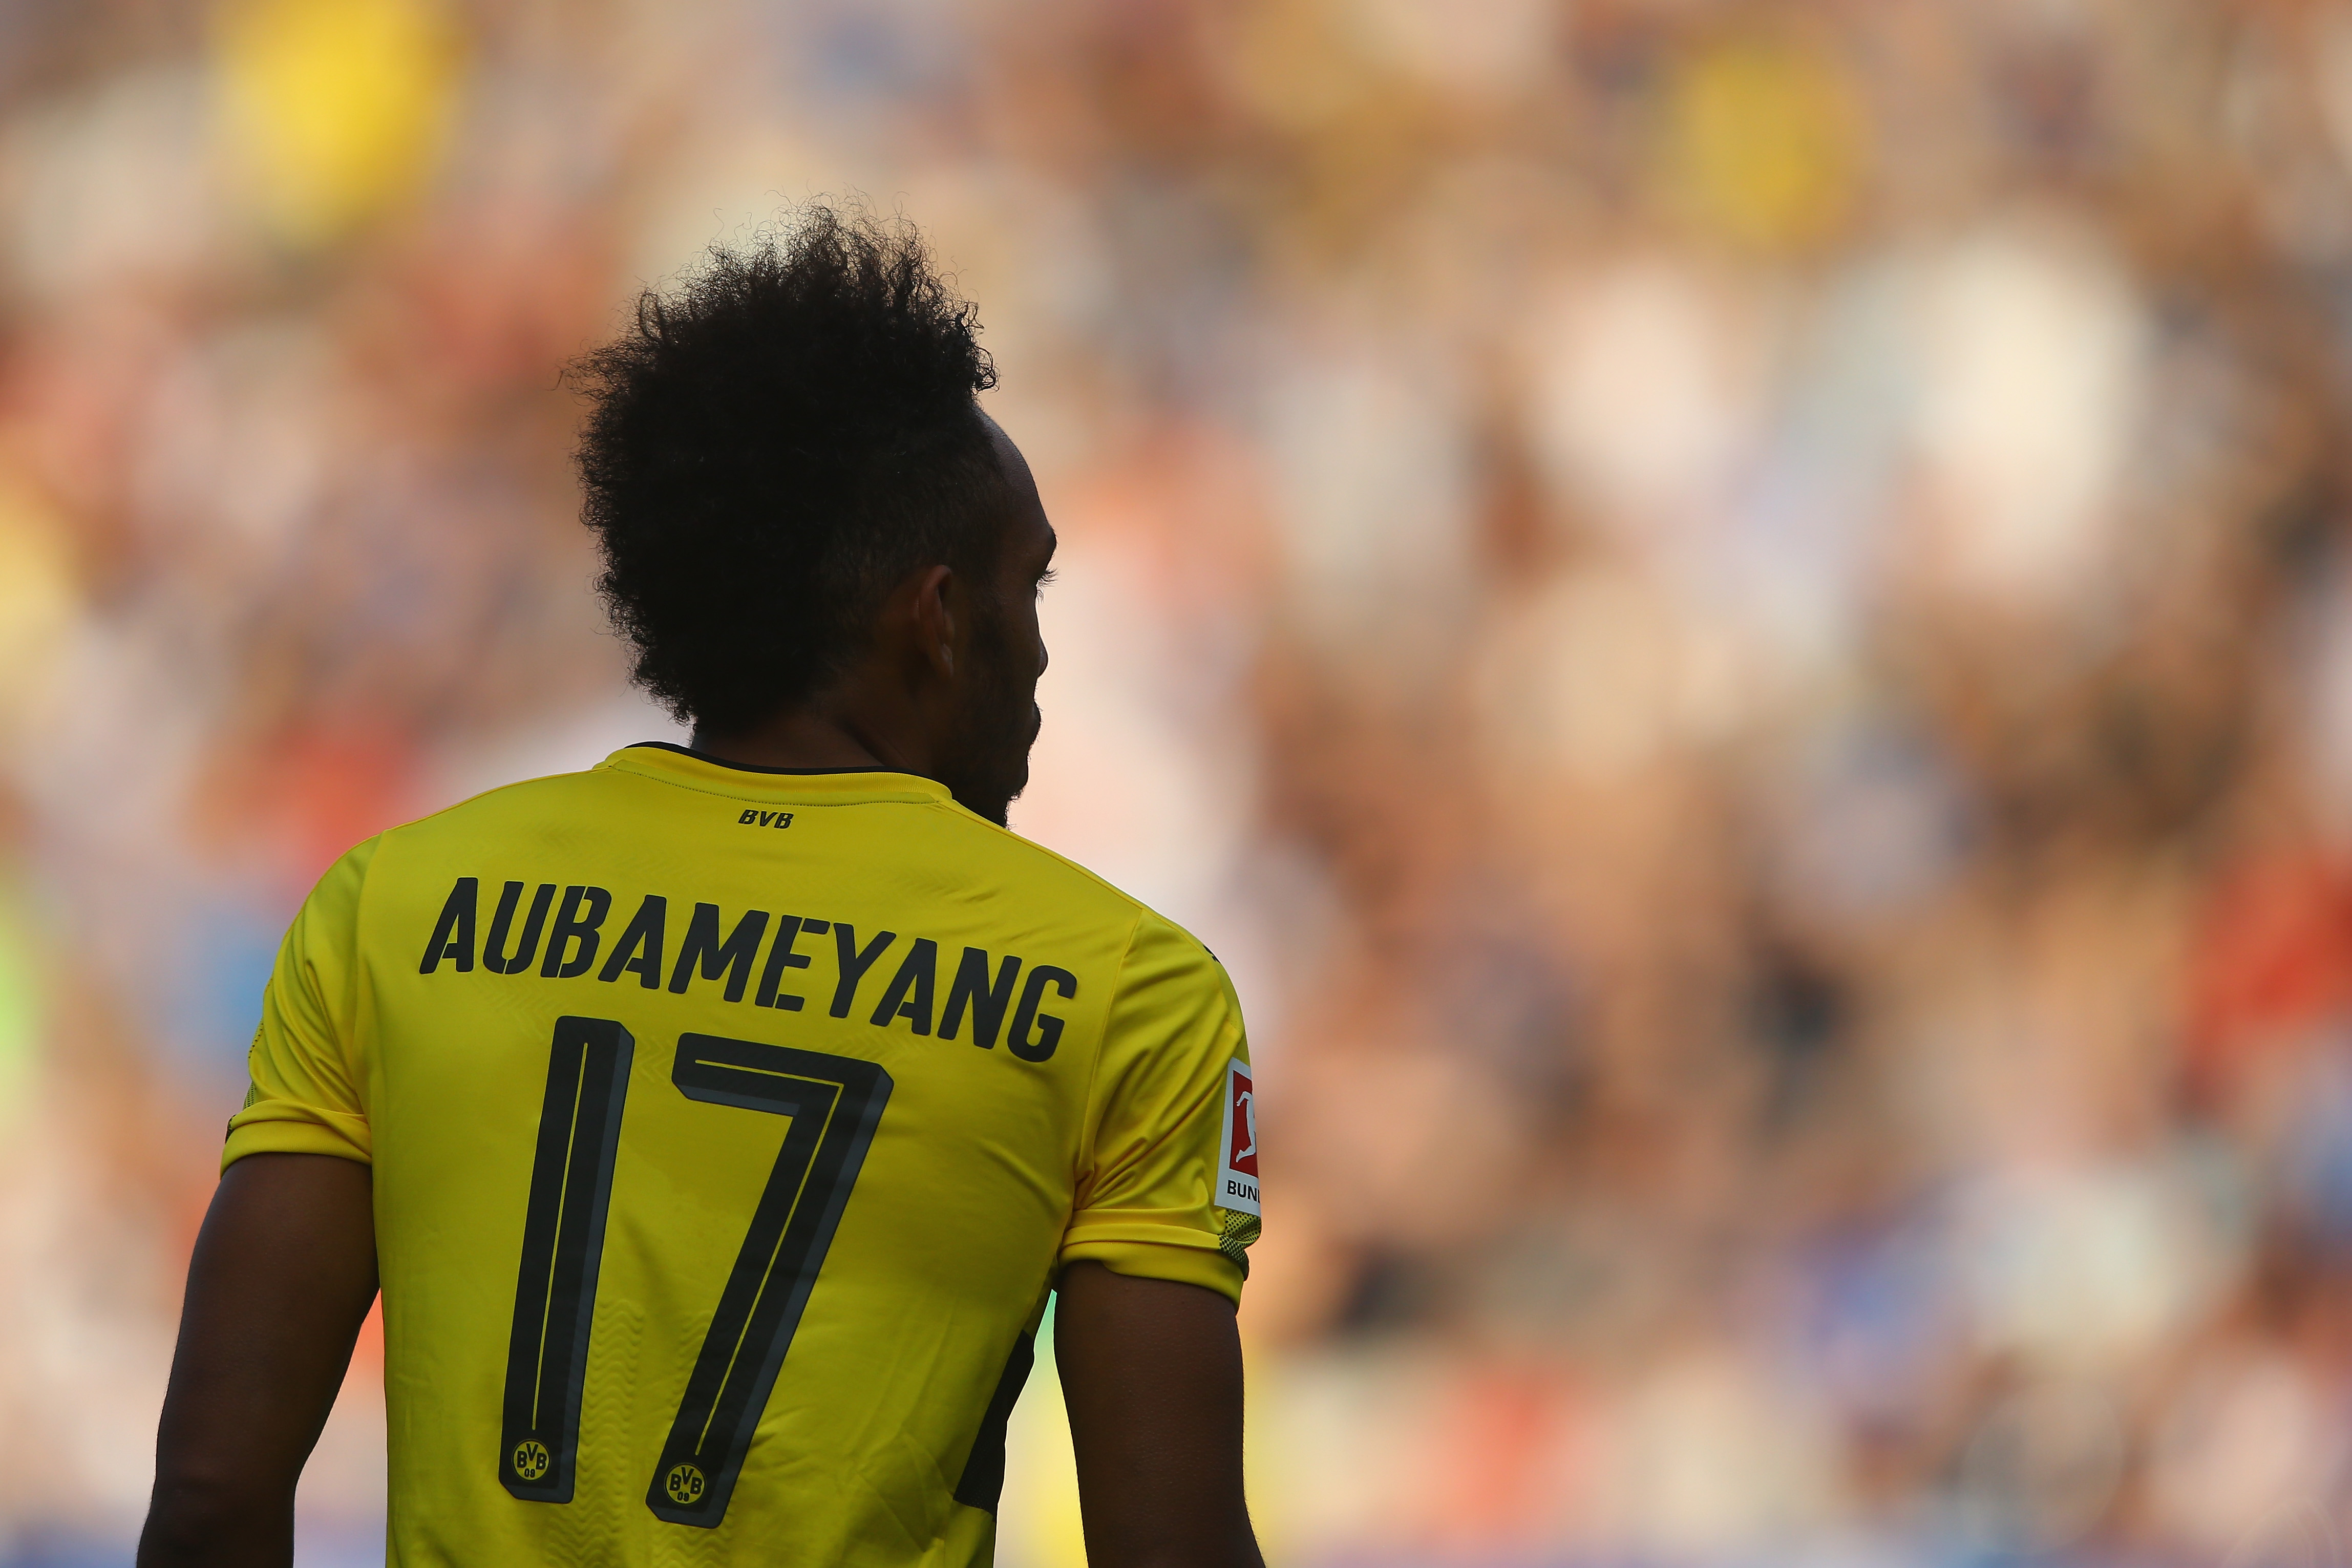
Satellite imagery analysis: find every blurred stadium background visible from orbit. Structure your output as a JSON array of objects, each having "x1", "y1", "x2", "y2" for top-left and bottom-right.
[{"x1": 3, "y1": 0, "x2": 2352, "y2": 1563}]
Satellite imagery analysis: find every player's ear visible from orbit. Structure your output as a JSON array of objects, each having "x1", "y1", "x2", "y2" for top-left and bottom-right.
[{"x1": 907, "y1": 564, "x2": 957, "y2": 681}]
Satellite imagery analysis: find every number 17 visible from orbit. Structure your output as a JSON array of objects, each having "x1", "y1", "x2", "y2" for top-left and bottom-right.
[{"x1": 496, "y1": 1015, "x2": 892, "y2": 1529}]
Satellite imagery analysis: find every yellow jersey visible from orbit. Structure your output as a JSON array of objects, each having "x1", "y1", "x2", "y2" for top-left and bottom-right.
[{"x1": 225, "y1": 742, "x2": 1259, "y2": 1567}]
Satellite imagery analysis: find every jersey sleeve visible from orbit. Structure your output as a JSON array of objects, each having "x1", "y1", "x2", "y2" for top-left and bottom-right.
[
  {"x1": 1058, "y1": 909, "x2": 1259, "y2": 1305},
  {"x1": 221, "y1": 837, "x2": 380, "y2": 1172}
]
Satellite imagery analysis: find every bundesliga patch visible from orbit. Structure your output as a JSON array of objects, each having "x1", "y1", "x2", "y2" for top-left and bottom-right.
[{"x1": 1215, "y1": 1059, "x2": 1260, "y2": 1216}]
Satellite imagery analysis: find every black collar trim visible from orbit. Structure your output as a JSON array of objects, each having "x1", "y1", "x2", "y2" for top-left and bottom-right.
[{"x1": 624, "y1": 740, "x2": 925, "y2": 779}]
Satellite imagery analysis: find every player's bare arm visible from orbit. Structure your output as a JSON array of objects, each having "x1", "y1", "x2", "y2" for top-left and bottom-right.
[
  {"x1": 1057, "y1": 1263, "x2": 1265, "y2": 1568},
  {"x1": 140, "y1": 1155, "x2": 377, "y2": 1568}
]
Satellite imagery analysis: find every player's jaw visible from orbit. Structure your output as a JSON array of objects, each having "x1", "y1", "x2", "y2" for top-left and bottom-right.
[
  {"x1": 937, "y1": 603, "x2": 1043, "y2": 828},
  {"x1": 946, "y1": 415, "x2": 1054, "y2": 827}
]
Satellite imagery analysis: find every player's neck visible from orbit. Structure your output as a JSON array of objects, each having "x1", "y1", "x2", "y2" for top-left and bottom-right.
[{"x1": 689, "y1": 695, "x2": 929, "y2": 777}]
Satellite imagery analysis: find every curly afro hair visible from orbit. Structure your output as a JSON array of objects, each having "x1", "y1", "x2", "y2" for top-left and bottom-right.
[{"x1": 572, "y1": 203, "x2": 1005, "y2": 733}]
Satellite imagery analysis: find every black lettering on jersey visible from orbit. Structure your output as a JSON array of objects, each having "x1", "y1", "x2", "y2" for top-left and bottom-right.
[
  {"x1": 541, "y1": 886, "x2": 612, "y2": 979},
  {"x1": 419, "y1": 877, "x2": 479, "y2": 973},
  {"x1": 669, "y1": 904, "x2": 771, "y2": 1003},
  {"x1": 421, "y1": 873, "x2": 1078, "y2": 1067},
  {"x1": 597, "y1": 895, "x2": 668, "y2": 988},
  {"x1": 485, "y1": 882, "x2": 558, "y2": 976},
  {"x1": 734, "y1": 809, "x2": 794, "y2": 830},
  {"x1": 870, "y1": 938, "x2": 938, "y2": 1034},
  {"x1": 828, "y1": 924, "x2": 897, "y2": 1018},
  {"x1": 1008, "y1": 966, "x2": 1077, "y2": 1063},
  {"x1": 755, "y1": 917, "x2": 819, "y2": 1010},
  {"x1": 940, "y1": 949, "x2": 1022, "y2": 1049}
]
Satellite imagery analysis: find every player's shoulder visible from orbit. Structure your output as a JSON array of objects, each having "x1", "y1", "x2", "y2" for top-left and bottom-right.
[
  {"x1": 948, "y1": 817, "x2": 1230, "y2": 990},
  {"x1": 934, "y1": 808, "x2": 1171, "y2": 930},
  {"x1": 363, "y1": 766, "x2": 610, "y2": 852},
  {"x1": 297, "y1": 768, "x2": 618, "y2": 909}
]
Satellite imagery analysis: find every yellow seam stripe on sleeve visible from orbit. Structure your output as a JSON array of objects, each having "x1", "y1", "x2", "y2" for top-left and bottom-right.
[
  {"x1": 222, "y1": 1104, "x2": 374, "y2": 1173},
  {"x1": 1058, "y1": 1238, "x2": 1243, "y2": 1305}
]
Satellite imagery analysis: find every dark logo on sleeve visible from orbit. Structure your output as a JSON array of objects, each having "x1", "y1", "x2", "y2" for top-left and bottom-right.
[{"x1": 736, "y1": 809, "x2": 793, "y2": 830}]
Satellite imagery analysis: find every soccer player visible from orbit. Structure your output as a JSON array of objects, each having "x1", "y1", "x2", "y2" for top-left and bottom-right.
[{"x1": 138, "y1": 208, "x2": 1265, "y2": 1568}]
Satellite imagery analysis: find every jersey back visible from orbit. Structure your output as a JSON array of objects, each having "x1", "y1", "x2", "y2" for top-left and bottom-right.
[{"x1": 226, "y1": 744, "x2": 1257, "y2": 1568}]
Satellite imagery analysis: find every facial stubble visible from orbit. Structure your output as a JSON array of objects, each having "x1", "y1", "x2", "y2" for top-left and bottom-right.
[{"x1": 939, "y1": 597, "x2": 1041, "y2": 827}]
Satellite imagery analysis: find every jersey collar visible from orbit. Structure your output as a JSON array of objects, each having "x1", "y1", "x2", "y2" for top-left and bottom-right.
[{"x1": 600, "y1": 741, "x2": 956, "y2": 806}]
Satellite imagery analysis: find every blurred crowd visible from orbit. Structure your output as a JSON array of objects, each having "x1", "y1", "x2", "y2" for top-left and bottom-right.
[{"x1": 4, "y1": 0, "x2": 2352, "y2": 1563}]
